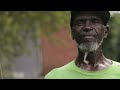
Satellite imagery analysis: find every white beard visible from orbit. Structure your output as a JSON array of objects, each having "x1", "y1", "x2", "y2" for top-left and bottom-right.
[{"x1": 78, "y1": 39, "x2": 103, "y2": 53}]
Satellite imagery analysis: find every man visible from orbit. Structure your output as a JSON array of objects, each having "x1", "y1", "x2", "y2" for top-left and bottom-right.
[{"x1": 44, "y1": 11, "x2": 120, "y2": 79}]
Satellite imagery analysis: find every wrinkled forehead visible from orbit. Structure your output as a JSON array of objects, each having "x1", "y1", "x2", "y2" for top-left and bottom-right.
[
  {"x1": 72, "y1": 11, "x2": 101, "y2": 19},
  {"x1": 72, "y1": 12, "x2": 103, "y2": 23},
  {"x1": 74, "y1": 15, "x2": 101, "y2": 21}
]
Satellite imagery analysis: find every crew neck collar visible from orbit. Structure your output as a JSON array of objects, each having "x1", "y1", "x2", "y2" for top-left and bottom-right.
[{"x1": 71, "y1": 60, "x2": 114, "y2": 76}]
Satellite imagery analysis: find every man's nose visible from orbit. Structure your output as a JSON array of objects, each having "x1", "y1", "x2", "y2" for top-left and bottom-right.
[{"x1": 83, "y1": 21, "x2": 93, "y2": 32}]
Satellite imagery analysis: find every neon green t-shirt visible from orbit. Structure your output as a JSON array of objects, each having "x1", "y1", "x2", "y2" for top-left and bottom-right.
[{"x1": 44, "y1": 60, "x2": 120, "y2": 79}]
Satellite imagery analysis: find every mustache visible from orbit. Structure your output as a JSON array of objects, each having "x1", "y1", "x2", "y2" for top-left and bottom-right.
[
  {"x1": 80, "y1": 32, "x2": 97, "y2": 36},
  {"x1": 79, "y1": 31, "x2": 97, "y2": 37}
]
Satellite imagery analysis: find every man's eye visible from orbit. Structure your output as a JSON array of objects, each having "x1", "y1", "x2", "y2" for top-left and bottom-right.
[
  {"x1": 92, "y1": 19, "x2": 100, "y2": 24},
  {"x1": 76, "y1": 20, "x2": 84, "y2": 25}
]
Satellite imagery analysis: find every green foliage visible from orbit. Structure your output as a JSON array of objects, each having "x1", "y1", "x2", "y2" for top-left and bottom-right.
[
  {"x1": 0, "y1": 11, "x2": 70, "y2": 56},
  {"x1": 0, "y1": 11, "x2": 70, "y2": 78},
  {"x1": 103, "y1": 13, "x2": 120, "y2": 62}
]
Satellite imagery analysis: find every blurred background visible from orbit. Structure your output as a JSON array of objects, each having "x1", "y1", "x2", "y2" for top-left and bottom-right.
[{"x1": 0, "y1": 11, "x2": 120, "y2": 79}]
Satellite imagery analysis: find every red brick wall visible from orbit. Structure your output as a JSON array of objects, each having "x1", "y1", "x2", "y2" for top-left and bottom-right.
[{"x1": 41, "y1": 27, "x2": 77, "y2": 75}]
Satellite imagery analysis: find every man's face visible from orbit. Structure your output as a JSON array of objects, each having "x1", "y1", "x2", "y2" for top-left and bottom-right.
[{"x1": 71, "y1": 13, "x2": 109, "y2": 52}]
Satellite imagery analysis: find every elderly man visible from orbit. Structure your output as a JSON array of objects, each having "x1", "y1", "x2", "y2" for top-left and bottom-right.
[{"x1": 44, "y1": 11, "x2": 120, "y2": 79}]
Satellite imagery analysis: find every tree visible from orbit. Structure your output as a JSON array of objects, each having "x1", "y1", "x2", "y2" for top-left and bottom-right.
[
  {"x1": 103, "y1": 12, "x2": 120, "y2": 62},
  {"x1": 0, "y1": 11, "x2": 70, "y2": 78}
]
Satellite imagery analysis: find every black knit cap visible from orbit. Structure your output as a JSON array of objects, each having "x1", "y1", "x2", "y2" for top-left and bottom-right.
[{"x1": 70, "y1": 11, "x2": 110, "y2": 27}]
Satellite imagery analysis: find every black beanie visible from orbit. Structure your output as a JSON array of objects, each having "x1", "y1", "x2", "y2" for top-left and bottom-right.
[{"x1": 70, "y1": 11, "x2": 110, "y2": 27}]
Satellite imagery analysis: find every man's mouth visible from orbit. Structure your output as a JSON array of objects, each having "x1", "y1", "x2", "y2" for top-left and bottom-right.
[
  {"x1": 82, "y1": 35, "x2": 95, "y2": 39},
  {"x1": 81, "y1": 35, "x2": 96, "y2": 42}
]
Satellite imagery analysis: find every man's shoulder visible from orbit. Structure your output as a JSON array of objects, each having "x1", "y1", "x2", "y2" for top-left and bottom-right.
[
  {"x1": 111, "y1": 60, "x2": 120, "y2": 72},
  {"x1": 112, "y1": 60, "x2": 120, "y2": 67},
  {"x1": 44, "y1": 61, "x2": 74, "y2": 79},
  {"x1": 44, "y1": 66, "x2": 68, "y2": 79},
  {"x1": 109, "y1": 60, "x2": 120, "y2": 77},
  {"x1": 44, "y1": 68, "x2": 60, "y2": 79}
]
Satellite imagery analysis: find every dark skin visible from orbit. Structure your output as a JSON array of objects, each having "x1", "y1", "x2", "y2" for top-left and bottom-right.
[{"x1": 71, "y1": 12, "x2": 112, "y2": 71}]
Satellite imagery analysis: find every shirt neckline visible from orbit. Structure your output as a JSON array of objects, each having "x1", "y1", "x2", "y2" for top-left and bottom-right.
[{"x1": 71, "y1": 60, "x2": 114, "y2": 76}]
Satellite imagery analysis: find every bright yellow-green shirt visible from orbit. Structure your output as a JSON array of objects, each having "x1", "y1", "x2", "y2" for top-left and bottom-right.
[{"x1": 44, "y1": 60, "x2": 120, "y2": 79}]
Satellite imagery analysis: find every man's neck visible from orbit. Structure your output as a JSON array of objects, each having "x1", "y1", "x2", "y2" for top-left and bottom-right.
[{"x1": 75, "y1": 47, "x2": 112, "y2": 71}]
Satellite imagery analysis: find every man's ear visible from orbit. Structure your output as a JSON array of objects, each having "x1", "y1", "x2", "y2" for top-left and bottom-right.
[{"x1": 104, "y1": 25, "x2": 109, "y2": 38}]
